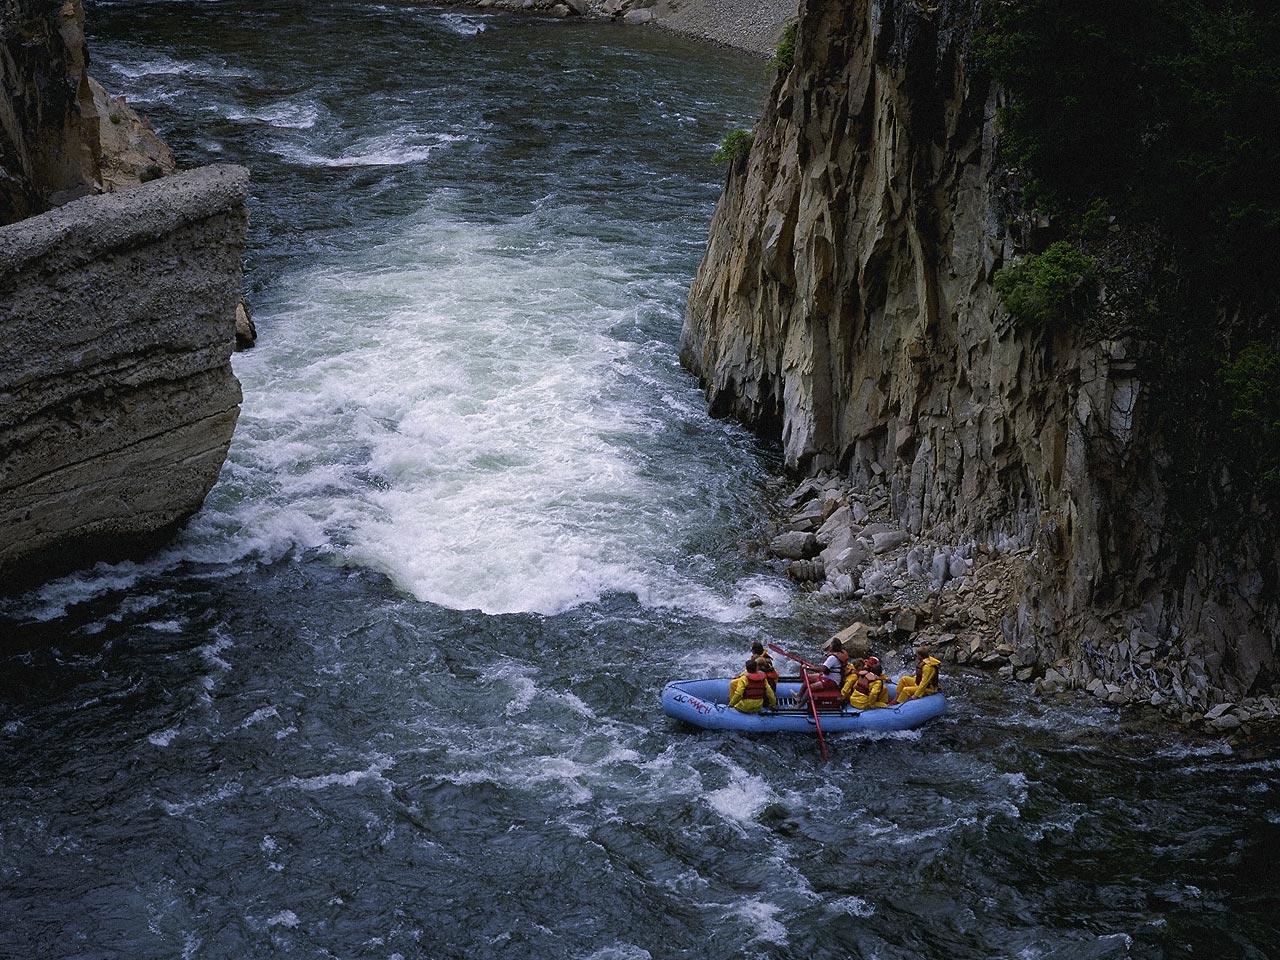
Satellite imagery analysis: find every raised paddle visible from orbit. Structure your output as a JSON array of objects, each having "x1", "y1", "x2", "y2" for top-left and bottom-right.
[{"x1": 767, "y1": 642, "x2": 823, "y2": 672}]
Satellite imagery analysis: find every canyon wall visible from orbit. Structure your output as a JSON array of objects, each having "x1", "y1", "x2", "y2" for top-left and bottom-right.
[
  {"x1": 0, "y1": 165, "x2": 248, "y2": 587},
  {"x1": 682, "y1": 0, "x2": 1278, "y2": 707},
  {"x1": 1, "y1": 0, "x2": 174, "y2": 225}
]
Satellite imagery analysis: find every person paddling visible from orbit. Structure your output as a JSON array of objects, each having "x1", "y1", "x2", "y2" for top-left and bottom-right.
[
  {"x1": 795, "y1": 638, "x2": 848, "y2": 708},
  {"x1": 729, "y1": 658, "x2": 777, "y2": 714}
]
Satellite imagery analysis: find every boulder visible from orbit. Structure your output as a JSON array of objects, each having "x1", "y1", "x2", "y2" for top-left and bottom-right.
[
  {"x1": 872, "y1": 530, "x2": 910, "y2": 554},
  {"x1": 783, "y1": 476, "x2": 822, "y2": 508},
  {"x1": 820, "y1": 526, "x2": 865, "y2": 569},
  {"x1": 815, "y1": 505, "x2": 852, "y2": 545},
  {"x1": 830, "y1": 544, "x2": 870, "y2": 574},
  {"x1": 788, "y1": 558, "x2": 825, "y2": 582},
  {"x1": 235, "y1": 300, "x2": 257, "y2": 350},
  {"x1": 832, "y1": 621, "x2": 871, "y2": 658},
  {"x1": 769, "y1": 530, "x2": 819, "y2": 560}
]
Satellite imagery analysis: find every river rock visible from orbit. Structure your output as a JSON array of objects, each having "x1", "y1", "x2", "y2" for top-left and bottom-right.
[
  {"x1": 832, "y1": 621, "x2": 871, "y2": 657},
  {"x1": 235, "y1": 300, "x2": 257, "y2": 350},
  {"x1": 787, "y1": 558, "x2": 825, "y2": 582},
  {"x1": 815, "y1": 505, "x2": 852, "y2": 545},
  {"x1": 872, "y1": 530, "x2": 910, "y2": 554},
  {"x1": 769, "y1": 530, "x2": 818, "y2": 560}
]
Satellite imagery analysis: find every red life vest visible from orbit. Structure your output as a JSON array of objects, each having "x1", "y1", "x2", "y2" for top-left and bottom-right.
[{"x1": 743, "y1": 670, "x2": 769, "y2": 700}]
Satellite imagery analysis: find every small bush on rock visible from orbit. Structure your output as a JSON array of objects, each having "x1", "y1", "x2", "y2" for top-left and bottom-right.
[
  {"x1": 994, "y1": 241, "x2": 1099, "y2": 330},
  {"x1": 770, "y1": 22, "x2": 797, "y2": 72},
  {"x1": 713, "y1": 129, "x2": 753, "y2": 165}
]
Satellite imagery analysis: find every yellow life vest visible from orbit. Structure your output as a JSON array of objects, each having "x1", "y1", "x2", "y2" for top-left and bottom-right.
[
  {"x1": 849, "y1": 675, "x2": 890, "y2": 716},
  {"x1": 895, "y1": 656, "x2": 942, "y2": 702}
]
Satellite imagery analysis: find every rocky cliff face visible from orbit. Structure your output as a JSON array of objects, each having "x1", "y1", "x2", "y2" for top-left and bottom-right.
[
  {"x1": 0, "y1": 165, "x2": 248, "y2": 587},
  {"x1": 1, "y1": 0, "x2": 174, "y2": 225},
  {"x1": 682, "y1": 0, "x2": 1279, "y2": 709}
]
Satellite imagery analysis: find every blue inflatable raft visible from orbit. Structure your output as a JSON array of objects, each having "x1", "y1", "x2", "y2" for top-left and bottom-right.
[{"x1": 661, "y1": 677, "x2": 946, "y2": 734}]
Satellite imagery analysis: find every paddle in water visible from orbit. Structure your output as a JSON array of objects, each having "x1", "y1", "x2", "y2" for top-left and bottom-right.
[{"x1": 770, "y1": 643, "x2": 830, "y2": 761}]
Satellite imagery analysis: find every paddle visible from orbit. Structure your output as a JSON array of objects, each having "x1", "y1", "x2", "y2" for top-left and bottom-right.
[
  {"x1": 766, "y1": 642, "x2": 823, "y2": 672},
  {"x1": 769, "y1": 643, "x2": 830, "y2": 762},
  {"x1": 801, "y1": 667, "x2": 830, "y2": 763}
]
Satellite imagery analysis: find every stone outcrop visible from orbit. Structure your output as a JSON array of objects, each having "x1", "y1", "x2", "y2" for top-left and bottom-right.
[
  {"x1": 683, "y1": 0, "x2": 1279, "y2": 708},
  {"x1": 1, "y1": 0, "x2": 176, "y2": 226},
  {"x1": 0, "y1": 165, "x2": 249, "y2": 587}
]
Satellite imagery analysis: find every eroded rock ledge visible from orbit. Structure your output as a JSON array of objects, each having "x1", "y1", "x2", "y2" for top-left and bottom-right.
[
  {"x1": 0, "y1": 164, "x2": 249, "y2": 588},
  {"x1": 683, "y1": 0, "x2": 1278, "y2": 711}
]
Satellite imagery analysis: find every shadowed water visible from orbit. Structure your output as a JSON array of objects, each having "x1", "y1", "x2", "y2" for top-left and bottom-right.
[{"x1": 1, "y1": 2, "x2": 1277, "y2": 957}]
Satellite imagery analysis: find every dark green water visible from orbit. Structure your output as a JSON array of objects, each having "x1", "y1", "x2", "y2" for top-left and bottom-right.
[{"x1": 1, "y1": 2, "x2": 1278, "y2": 957}]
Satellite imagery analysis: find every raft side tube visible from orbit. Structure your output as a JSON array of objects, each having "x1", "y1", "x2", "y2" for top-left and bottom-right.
[{"x1": 660, "y1": 677, "x2": 946, "y2": 734}]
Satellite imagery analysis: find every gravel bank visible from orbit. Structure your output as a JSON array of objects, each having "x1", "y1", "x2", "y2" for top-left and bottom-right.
[{"x1": 652, "y1": 0, "x2": 796, "y2": 55}]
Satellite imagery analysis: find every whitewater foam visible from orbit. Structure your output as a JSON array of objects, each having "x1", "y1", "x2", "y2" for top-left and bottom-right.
[
  {"x1": 284, "y1": 753, "x2": 396, "y2": 793},
  {"x1": 274, "y1": 132, "x2": 466, "y2": 168}
]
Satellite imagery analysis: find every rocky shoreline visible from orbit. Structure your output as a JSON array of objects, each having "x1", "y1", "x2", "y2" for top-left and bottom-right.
[{"x1": 766, "y1": 474, "x2": 1280, "y2": 740}]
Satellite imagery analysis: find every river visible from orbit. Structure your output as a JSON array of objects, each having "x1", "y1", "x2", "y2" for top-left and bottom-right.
[{"x1": 1, "y1": 2, "x2": 1277, "y2": 957}]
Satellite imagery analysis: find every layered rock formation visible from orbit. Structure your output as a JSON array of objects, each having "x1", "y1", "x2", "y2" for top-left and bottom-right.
[
  {"x1": 0, "y1": 165, "x2": 248, "y2": 587},
  {"x1": 683, "y1": 0, "x2": 1279, "y2": 707},
  {"x1": 1, "y1": 0, "x2": 174, "y2": 225}
]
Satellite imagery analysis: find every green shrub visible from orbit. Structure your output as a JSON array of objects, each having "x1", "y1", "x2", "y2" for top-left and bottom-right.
[
  {"x1": 994, "y1": 241, "x2": 1099, "y2": 330},
  {"x1": 769, "y1": 22, "x2": 797, "y2": 72},
  {"x1": 713, "y1": 129, "x2": 753, "y2": 166},
  {"x1": 1221, "y1": 344, "x2": 1280, "y2": 493}
]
